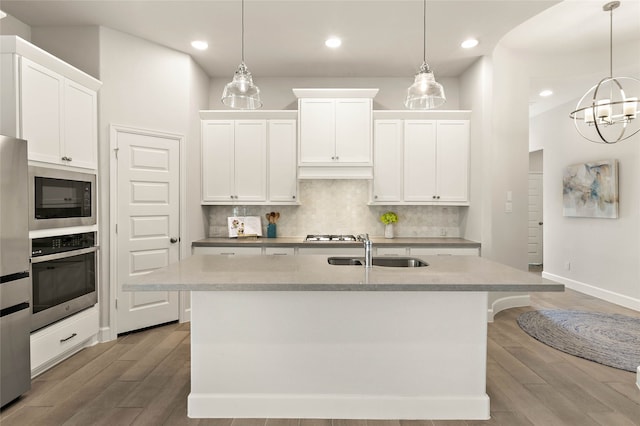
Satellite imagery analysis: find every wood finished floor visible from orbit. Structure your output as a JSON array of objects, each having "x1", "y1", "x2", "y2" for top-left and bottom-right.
[{"x1": 2, "y1": 288, "x2": 639, "y2": 426}]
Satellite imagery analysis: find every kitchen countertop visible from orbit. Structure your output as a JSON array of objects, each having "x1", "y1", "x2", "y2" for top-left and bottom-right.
[
  {"x1": 192, "y1": 236, "x2": 481, "y2": 248},
  {"x1": 124, "y1": 254, "x2": 563, "y2": 293}
]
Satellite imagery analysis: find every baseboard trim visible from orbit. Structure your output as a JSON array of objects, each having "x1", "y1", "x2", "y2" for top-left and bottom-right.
[
  {"x1": 487, "y1": 295, "x2": 531, "y2": 322},
  {"x1": 542, "y1": 272, "x2": 640, "y2": 312},
  {"x1": 188, "y1": 393, "x2": 490, "y2": 420}
]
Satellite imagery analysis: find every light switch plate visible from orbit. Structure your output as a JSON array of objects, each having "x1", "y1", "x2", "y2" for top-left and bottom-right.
[{"x1": 505, "y1": 202, "x2": 513, "y2": 213}]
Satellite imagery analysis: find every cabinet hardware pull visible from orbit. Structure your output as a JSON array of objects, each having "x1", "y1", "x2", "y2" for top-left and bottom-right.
[
  {"x1": 67, "y1": 157, "x2": 72, "y2": 161},
  {"x1": 292, "y1": 195, "x2": 296, "y2": 199},
  {"x1": 60, "y1": 333, "x2": 77, "y2": 343}
]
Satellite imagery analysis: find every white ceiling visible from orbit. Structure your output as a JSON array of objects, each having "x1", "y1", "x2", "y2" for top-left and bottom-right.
[{"x1": 2, "y1": 0, "x2": 639, "y2": 115}]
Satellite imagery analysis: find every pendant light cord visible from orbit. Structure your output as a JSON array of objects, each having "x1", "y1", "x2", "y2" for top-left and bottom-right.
[
  {"x1": 608, "y1": 4, "x2": 613, "y2": 78},
  {"x1": 241, "y1": 0, "x2": 245, "y2": 63},
  {"x1": 422, "y1": 0, "x2": 426, "y2": 63}
]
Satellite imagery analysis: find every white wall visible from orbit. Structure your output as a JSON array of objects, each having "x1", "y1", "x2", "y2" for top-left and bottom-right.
[
  {"x1": 0, "y1": 13, "x2": 31, "y2": 40},
  {"x1": 531, "y1": 98, "x2": 640, "y2": 310},
  {"x1": 208, "y1": 76, "x2": 460, "y2": 111},
  {"x1": 32, "y1": 26, "x2": 100, "y2": 79},
  {"x1": 459, "y1": 56, "x2": 492, "y2": 249},
  {"x1": 98, "y1": 27, "x2": 208, "y2": 338}
]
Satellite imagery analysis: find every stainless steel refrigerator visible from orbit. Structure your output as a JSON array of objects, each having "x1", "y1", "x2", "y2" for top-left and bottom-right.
[{"x1": 0, "y1": 135, "x2": 31, "y2": 407}]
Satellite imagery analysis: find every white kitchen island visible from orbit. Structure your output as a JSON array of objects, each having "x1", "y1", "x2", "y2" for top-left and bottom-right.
[{"x1": 124, "y1": 254, "x2": 563, "y2": 420}]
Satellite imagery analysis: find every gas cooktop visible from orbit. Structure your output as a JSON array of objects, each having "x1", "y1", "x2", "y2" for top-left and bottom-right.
[{"x1": 304, "y1": 234, "x2": 357, "y2": 242}]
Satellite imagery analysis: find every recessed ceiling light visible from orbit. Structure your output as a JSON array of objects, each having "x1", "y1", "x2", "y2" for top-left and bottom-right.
[
  {"x1": 461, "y1": 38, "x2": 479, "y2": 49},
  {"x1": 325, "y1": 37, "x2": 342, "y2": 48},
  {"x1": 191, "y1": 40, "x2": 208, "y2": 50},
  {"x1": 539, "y1": 89, "x2": 553, "y2": 97}
]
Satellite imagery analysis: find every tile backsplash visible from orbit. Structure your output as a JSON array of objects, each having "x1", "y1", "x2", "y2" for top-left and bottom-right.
[{"x1": 206, "y1": 180, "x2": 463, "y2": 238}]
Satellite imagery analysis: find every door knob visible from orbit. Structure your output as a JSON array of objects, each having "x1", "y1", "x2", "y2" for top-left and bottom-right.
[
  {"x1": 538, "y1": 222, "x2": 543, "y2": 226},
  {"x1": 170, "y1": 237, "x2": 178, "y2": 244}
]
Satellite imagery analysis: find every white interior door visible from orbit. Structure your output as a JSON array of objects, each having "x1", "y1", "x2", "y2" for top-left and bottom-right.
[
  {"x1": 112, "y1": 126, "x2": 180, "y2": 334},
  {"x1": 528, "y1": 172, "x2": 543, "y2": 265}
]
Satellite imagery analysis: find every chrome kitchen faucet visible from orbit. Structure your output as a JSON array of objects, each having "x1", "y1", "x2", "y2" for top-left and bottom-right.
[{"x1": 357, "y1": 234, "x2": 373, "y2": 268}]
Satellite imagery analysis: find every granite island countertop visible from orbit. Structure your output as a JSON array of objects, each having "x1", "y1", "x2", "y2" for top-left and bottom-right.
[
  {"x1": 124, "y1": 254, "x2": 563, "y2": 293},
  {"x1": 192, "y1": 236, "x2": 481, "y2": 249}
]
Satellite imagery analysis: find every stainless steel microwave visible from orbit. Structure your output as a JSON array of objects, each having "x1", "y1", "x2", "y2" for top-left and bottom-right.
[{"x1": 28, "y1": 166, "x2": 96, "y2": 230}]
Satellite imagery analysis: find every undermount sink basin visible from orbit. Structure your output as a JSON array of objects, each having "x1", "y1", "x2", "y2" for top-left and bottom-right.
[{"x1": 327, "y1": 257, "x2": 429, "y2": 268}]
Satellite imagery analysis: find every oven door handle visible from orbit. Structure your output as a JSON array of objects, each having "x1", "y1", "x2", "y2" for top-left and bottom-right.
[{"x1": 31, "y1": 246, "x2": 98, "y2": 264}]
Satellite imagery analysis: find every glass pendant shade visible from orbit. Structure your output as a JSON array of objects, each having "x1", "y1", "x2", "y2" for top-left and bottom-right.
[
  {"x1": 221, "y1": 62, "x2": 262, "y2": 109},
  {"x1": 404, "y1": 62, "x2": 446, "y2": 109}
]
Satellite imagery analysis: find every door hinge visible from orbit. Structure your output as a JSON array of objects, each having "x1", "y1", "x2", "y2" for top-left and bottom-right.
[
  {"x1": 115, "y1": 299, "x2": 118, "y2": 309},
  {"x1": 114, "y1": 147, "x2": 119, "y2": 159},
  {"x1": 115, "y1": 223, "x2": 118, "y2": 234}
]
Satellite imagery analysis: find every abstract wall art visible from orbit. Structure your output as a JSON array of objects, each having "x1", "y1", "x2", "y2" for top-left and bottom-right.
[{"x1": 563, "y1": 159, "x2": 619, "y2": 218}]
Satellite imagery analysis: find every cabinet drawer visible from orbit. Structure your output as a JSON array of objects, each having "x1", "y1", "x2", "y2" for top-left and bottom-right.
[
  {"x1": 375, "y1": 247, "x2": 408, "y2": 256},
  {"x1": 264, "y1": 247, "x2": 295, "y2": 256},
  {"x1": 31, "y1": 306, "x2": 99, "y2": 372},
  {"x1": 409, "y1": 247, "x2": 479, "y2": 256},
  {"x1": 193, "y1": 246, "x2": 262, "y2": 255},
  {"x1": 298, "y1": 247, "x2": 363, "y2": 256}
]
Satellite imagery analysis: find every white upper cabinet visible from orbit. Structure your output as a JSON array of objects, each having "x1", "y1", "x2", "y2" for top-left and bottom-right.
[
  {"x1": 268, "y1": 120, "x2": 298, "y2": 203},
  {"x1": 435, "y1": 120, "x2": 470, "y2": 203},
  {"x1": 371, "y1": 111, "x2": 471, "y2": 206},
  {"x1": 1, "y1": 37, "x2": 101, "y2": 170},
  {"x1": 404, "y1": 120, "x2": 438, "y2": 202},
  {"x1": 234, "y1": 120, "x2": 268, "y2": 202},
  {"x1": 294, "y1": 88, "x2": 378, "y2": 179},
  {"x1": 372, "y1": 120, "x2": 403, "y2": 203},
  {"x1": 20, "y1": 57, "x2": 64, "y2": 165},
  {"x1": 201, "y1": 120, "x2": 267, "y2": 203},
  {"x1": 200, "y1": 111, "x2": 298, "y2": 205}
]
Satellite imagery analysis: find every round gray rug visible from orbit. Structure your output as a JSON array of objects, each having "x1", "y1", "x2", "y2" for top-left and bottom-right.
[{"x1": 517, "y1": 310, "x2": 640, "y2": 372}]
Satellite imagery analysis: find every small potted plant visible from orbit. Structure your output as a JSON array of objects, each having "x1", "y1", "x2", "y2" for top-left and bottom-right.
[{"x1": 380, "y1": 211, "x2": 398, "y2": 239}]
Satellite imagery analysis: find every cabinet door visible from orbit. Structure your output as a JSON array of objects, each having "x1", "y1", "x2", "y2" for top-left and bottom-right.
[
  {"x1": 372, "y1": 120, "x2": 403, "y2": 202},
  {"x1": 268, "y1": 120, "x2": 297, "y2": 203},
  {"x1": 299, "y1": 99, "x2": 335, "y2": 164},
  {"x1": 335, "y1": 99, "x2": 371, "y2": 164},
  {"x1": 436, "y1": 120, "x2": 469, "y2": 202},
  {"x1": 403, "y1": 120, "x2": 437, "y2": 201},
  {"x1": 202, "y1": 120, "x2": 234, "y2": 202},
  {"x1": 63, "y1": 80, "x2": 97, "y2": 169},
  {"x1": 20, "y1": 57, "x2": 63, "y2": 165},
  {"x1": 234, "y1": 120, "x2": 267, "y2": 202}
]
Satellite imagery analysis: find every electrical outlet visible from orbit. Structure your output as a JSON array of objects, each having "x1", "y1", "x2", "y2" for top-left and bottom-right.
[{"x1": 564, "y1": 261, "x2": 571, "y2": 271}]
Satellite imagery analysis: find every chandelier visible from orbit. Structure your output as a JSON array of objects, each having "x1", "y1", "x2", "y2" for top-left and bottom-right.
[{"x1": 569, "y1": 1, "x2": 639, "y2": 144}]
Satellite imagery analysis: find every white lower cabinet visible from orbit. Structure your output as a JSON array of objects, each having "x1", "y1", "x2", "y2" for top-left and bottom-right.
[
  {"x1": 30, "y1": 306, "x2": 99, "y2": 377},
  {"x1": 375, "y1": 247, "x2": 408, "y2": 256},
  {"x1": 192, "y1": 246, "x2": 262, "y2": 256},
  {"x1": 410, "y1": 247, "x2": 480, "y2": 256},
  {"x1": 264, "y1": 247, "x2": 295, "y2": 256},
  {"x1": 298, "y1": 247, "x2": 363, "y2": 256}
]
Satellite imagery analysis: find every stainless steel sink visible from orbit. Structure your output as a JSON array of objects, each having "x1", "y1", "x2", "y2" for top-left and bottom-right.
[{"x1": 327, "y1": 257, "x2": 428, "y2": 268}]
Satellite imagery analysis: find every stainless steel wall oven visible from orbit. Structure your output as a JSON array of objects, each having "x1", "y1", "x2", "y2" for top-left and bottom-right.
[
  {"x1": 28, "y1": 166, "x2": 96, "y2": 230},
  {"x1": 30, "y1": 232, "x2": 97, "y2": 331}
]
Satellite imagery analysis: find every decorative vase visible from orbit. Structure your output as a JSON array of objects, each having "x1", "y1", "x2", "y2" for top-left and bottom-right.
[
  {"x1": 384, "y1": 223, "x2": 394, "y2": 239},
  {"x1": 267, "y1": 223, "x2": 277, "y2": 238}
]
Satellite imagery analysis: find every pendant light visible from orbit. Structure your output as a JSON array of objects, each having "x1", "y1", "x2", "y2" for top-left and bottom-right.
[
  {"x1": 221, "y1": 0, "x2": 262, "y2": 109},
  {"x1": 569, "y1": 1, "x2": 639, "y2": 144},
  {"x1": 404, "y1": 0, "x2": 446, "y2": 110}
]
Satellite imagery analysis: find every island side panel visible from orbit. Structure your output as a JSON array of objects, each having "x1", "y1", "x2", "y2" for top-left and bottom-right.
[{"x1": 188, "y1": 291, "x2": 490, "y2": 420}]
